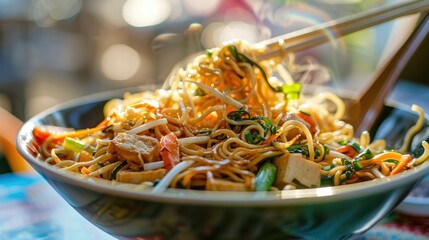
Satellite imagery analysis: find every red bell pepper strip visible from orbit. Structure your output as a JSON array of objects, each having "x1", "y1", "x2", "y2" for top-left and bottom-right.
[{"x1": 160, "y1": 132, "x2": 180, "y2": 172}]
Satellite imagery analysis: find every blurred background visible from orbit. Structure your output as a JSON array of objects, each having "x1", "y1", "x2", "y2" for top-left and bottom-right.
[{"x1": 0, "y1": 0, "x2": 427, "y2": 123}]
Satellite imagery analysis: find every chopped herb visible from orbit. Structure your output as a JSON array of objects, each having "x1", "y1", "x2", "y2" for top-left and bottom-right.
[
  {"x1": 194, "y1": 87, "x2": 207, "y2": 96},
  {"x1": 287, "y1": 145, "x2": 321, "y2": 158},
  {"x1": 322, "y1": 158, "x2": 355, "y2": 185},
  {"x1": 227, "y1": 108, "x2": 251, "y2": 121},
  {"x1": 108, "y1": 161, "x2": 127, "y2": 180},
  {"x1": 153, "y1": 178, "x2": 161, "y2": 186},
  {"x1": 197, "y1": 129, "x2": 212, "y2": 135},
  {"x1": 299, "y1": 110, "x2": 310, "y2": 116},
  {"x1": 206, "y1": 50, "x2": 213, "y2": 57},
  {"x1": 251, "y1": 116, "x2": 277, "y2": 136},
  {"x1": 321, "y1": 144, "x2": 329, "y2": 160},
  {"x1": 245, "y1": 131, "x2": 264, "y2": 144},
  {"x1": 340, "y1": 158, "x2": 354, "y2": 184},
  {"x1": 347, "y1": 141, "x2": 361, "y2": 153},
  {"x1": 102, "y1": 125, "x2": 114, "y2": 133},
  {"x1": 355, "y1": 148, "x2": 374, "y2": 161},
  {"x1": 321, "y1": 175, "x2": 334, "y2": 186}
]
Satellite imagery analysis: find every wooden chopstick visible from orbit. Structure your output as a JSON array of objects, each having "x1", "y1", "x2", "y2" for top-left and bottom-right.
[
  {"x1": 256, "y1": 0, "x2": 429, "y2": 60},
  {"x1": 347, "y1": 14, "x2": 429, "y2": 134}
]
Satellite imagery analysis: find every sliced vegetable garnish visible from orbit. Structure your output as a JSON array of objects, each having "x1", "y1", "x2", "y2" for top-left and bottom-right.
[
  {"x1": 296, "y1": 111, "x2": 317, "y2": 134},
  {"x1": 287, "y1": 145, "x2": 321, "y2": 159},
  {"x1": 206, "y1": 49, "x2": 213, "y2": 57},
  {"x1": 33, "y1": 125, "x2": 74, "y2": 144},
  {"x1": 251, "y1": 116, "x2": 277, "y2": 136},
  {"x1": 227, "y1": 108, "x2": 251, "y2": 121},
  {"x1": 355, "y1": 148, "x2": 374, "y2": 161},
  {"x1": 64, "y1": 137, "x2": 94, "y2": 154},
  {"x1": 336, "y1": 141, "x2": 361, "y2": 158},
  {"x1": 340, "y1": 158, "x2": 354, "y2": 184},
  {"x1": 160, "y1": 132, "x2": 180, "y2": 172},
  {"x1": 281, "y1": 83, "x2": 302, "y2": 100},
  {"x1": 353, "y1": 151, "x2": 403, "y2": 170},
  {"x1": 194, "y1": 87, "x2": 207, "y2": 96},
  {"x1": 109, "y1": 161, "x2": 128, "y2": 180},
  {"x1": 390, "y1": 154, "x2": 412, "y2": 175},
  {"x1": 255, "y1": 161, "x2": 277, "y2": 191}
]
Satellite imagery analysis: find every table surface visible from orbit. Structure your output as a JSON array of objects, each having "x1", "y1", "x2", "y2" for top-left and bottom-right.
[{"x1": 0, "y1": 172, "x2": 428, "y2": 240}]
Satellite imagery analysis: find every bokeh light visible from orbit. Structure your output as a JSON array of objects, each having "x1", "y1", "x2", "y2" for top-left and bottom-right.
[
  {"x1": 182, "y1": 0, "x2": 221, "y2": 16},
  {"x1": 88, "y1": 0, "x2": 127, "y2": 27},
  {"x1": 25, "y1": 95, "x2": 59, "y2": 117},
  {"x1": 33, "y1": 0, "x2": 82, "y2": 27},
  {"x1": 101, "y1": 44, "x2": 141, "y2": 81},
  {"x1": 122, "y1": 0, "x2": 171, "y2": 27},
  {"x1": 201, "y1": 21, "x2": 261, "y2": 48}
]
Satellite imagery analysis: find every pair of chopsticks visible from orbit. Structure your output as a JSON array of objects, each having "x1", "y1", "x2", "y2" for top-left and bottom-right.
[
  {"x1": 349, "y1": 14, "x2": 429, "y2": 134},
  {"x1": 256, "y1": 0, "x2": 429, "y2": 60},
  {"x1": 255, "y1": 0, "x2": 429, "y2": 133}
]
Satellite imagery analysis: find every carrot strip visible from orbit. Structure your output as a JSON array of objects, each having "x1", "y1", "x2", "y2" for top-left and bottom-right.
[
  {"x1": 261, "y1": 128, "x2": 283, "y2": 145},
  {"x1": 336, "y1": 145, "x2": 358, "y2": 158},
  {"x1": 390, "y1": 154, "x2": 412, "y2": 175},
  {"x1": 359, "y1": 152, "x2": 403, "y2": 168},
  {"x1": 296, "y1": 111, "x2": 317, "y2": 134},
  {"x1": 52, "y1": 125, "x2": 106, "y2": 140},
  {"x1": 81, "y1": 166, "x2": 91, "y2": 175}
]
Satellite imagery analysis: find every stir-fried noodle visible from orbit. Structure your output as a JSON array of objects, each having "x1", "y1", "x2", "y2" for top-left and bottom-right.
[{"x1": 33, "y1": 41, "x2": 429, "y2": 192}]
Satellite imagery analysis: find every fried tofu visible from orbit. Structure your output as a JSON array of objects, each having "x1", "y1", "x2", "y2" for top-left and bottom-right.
[
  {"x1": 116, "y1": 168, "x2": 166, "y2": 184},
  {"x1": 206, "y1": 178, "x2": 249, "y2": 191},
  {"x1": 108, "y1": 133, "x2": 160, "y2": 163},
  {"x1": 273, "y1": 153, "x2": 321, "y2": 188}
]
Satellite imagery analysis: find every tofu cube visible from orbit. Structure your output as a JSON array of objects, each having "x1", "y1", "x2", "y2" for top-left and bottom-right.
[{"x1": 274, "y1": 154, "x2": 321, "y2": 188}]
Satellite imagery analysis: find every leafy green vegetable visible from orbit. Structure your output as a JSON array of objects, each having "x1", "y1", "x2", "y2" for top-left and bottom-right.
[
  {"x1": 206, "y1": 49, "x2": 213, "y2": 57},
  {"x1": 322, "y1": 158, "x2": 355, "y2": 185},
  {"x1": 245, "y1": 131, "x2": 264, "y2": 144},
  {"x1": 255, "y1": 161, "x2": 277, "y2": 191},
  {"x1": 321, "y1": 144, "x2": 329, "y2": 160},
  {"x1": 227, "y1": 108, "x2": 251, "y2": 121},
  {"x1": 338, "y1": 140, "x2": 361, "y2": 153},
  {"x1": 321, "y1": 175, "x2": 334, "y2": 186},
  {"x1": 251, "y1": 116, "x2": 277, "y2": 136},
  {"x1": 287, "y1": 145, "x2": 321, "y2": 158},
  {"x1": 227, "y1": 110, "x2": 277, "y2": 143},
  {"x1": 340, "y1": 158, "x2": 354, "y2": 184},
  {"x1": 226, "y1": 45, "x2": 302, "y2": 101},
  {"x1": 355, "y1": 148, "x2": 374, "y2": 160}
]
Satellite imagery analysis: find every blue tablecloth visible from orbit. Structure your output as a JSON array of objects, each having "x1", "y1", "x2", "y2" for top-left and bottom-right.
[
  {"x1": 0, "y1": 173, "x2": 115, "y2": 240},
  {"x1": 0, "y1": 173, "x2": 428, "y2": 240}
]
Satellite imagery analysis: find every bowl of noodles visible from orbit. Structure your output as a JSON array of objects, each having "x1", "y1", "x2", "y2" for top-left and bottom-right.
[{"x1": 16, "y1": 41, "x2": 429, "y2": 240}]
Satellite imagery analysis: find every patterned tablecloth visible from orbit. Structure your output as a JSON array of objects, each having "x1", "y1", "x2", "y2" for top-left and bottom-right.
[{"x1": 0, "y1": 173, "x2": 428, "y2": 240}]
